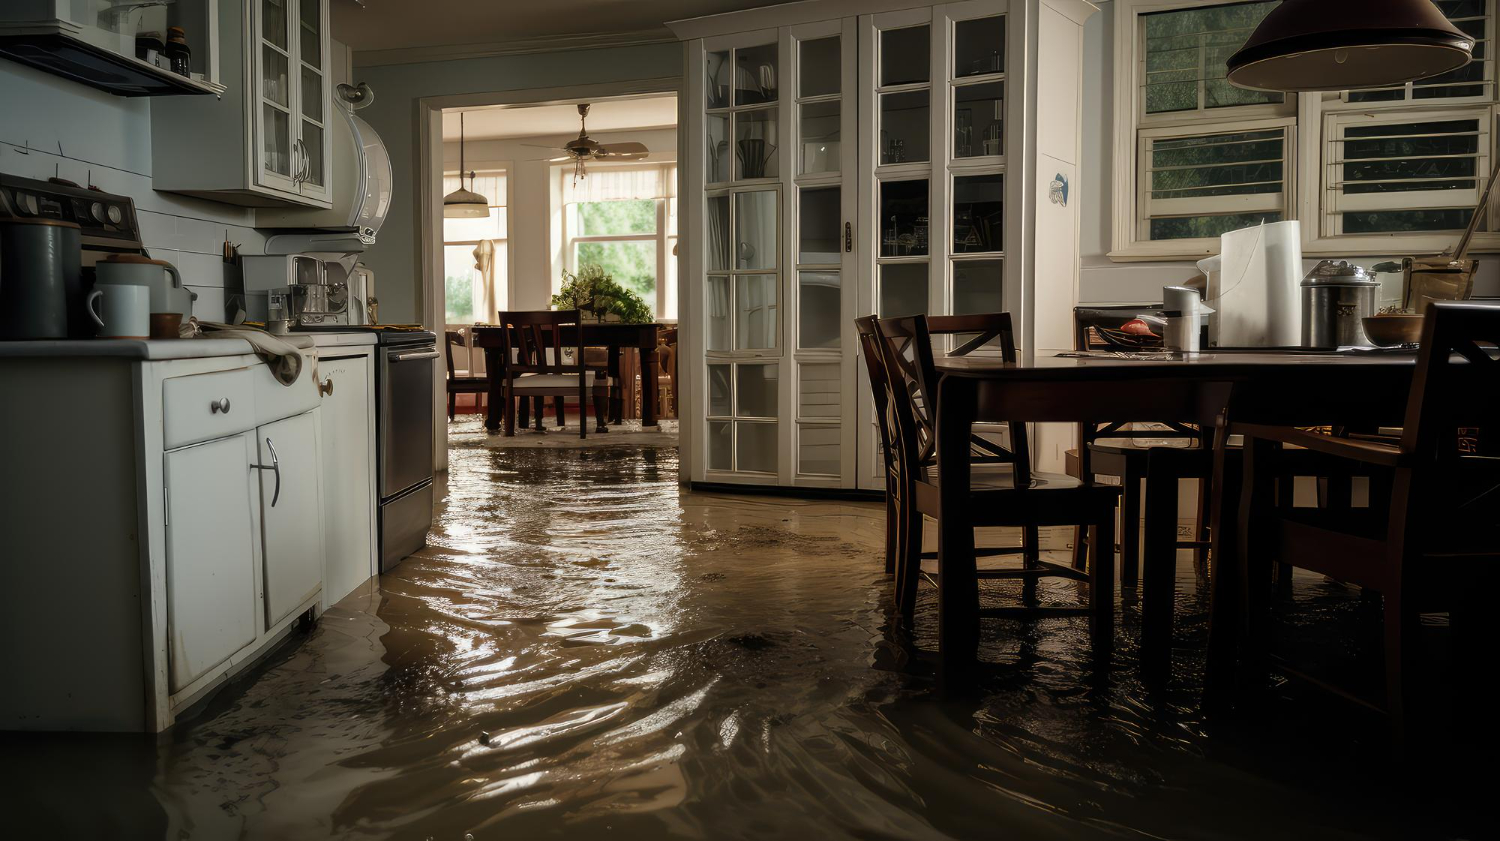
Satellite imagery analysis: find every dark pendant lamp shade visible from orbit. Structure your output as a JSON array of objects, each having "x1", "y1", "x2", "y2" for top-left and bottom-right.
[{"x1": 1226, "y1": 0, "x2": 1474, "y2": 92}]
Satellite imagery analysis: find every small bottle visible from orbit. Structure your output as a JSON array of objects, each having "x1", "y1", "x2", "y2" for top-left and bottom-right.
[{"x1": 165, "y1": 27, "x2": 192, "y2": 77}]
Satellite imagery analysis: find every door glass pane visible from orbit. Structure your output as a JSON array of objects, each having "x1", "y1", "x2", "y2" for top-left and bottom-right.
[
  {"x1": 800, "y1": 101, "x2": 841, "y2": 175},
  {"x1": 707, "y1": 276, "x2": 731, "y2": 351},
  {"x1": 707, "y1": 50, "x2": 730, "y2": 109},
  {"x1": 736, "y1": 43, "x2": 779, "y2": 106},
  {"x1": 298, "y1": 0, "x2": 321, "y2": 65},
  {"x1": 799, "y1": 424, "x2": 840, "y2": 476},
  {"x1": 735, "y1": 191, "x2": 777, "y2": 270},
  {"x1": 708, "y1": 421, "x2": 733, "y2": 470},
  {"x1": 301, "y1": 122, "x2": 324, "y2": 186},
  {"x1": 881, "y1": 26, "x2": 929, "y2": 85},
  {"x1": 262, "y1": 0, "x2": 287, "y2": 49},
  {"x1": 879, "y1": 179, "x2": 929, "y2": 257},
  {"x1": 799, "y1": 187, "x2": 841, "y2": 264},
  {"x1": 735, "y1": 108, "x2": 779, "y2": 179},
  {"x1": 707, "y1": 195, "x2": 730, "y2": 270},
  {"x1": 800, "y1": 37, "x2": 841, "y2": 97},
  {"x1": 880, "y1": 90, "x2": 929, "y2": 164},
  {"x1": 953, "y1": 174, "x2": 1004, "y2": 253},
  {"x1": 736, "y1": 364, "x2": 778, "y2": 417},
  {"x1": 735, "y1": 274, "x2": 778, "y2": 350},
  {"x1": 799, "y1": 363, "x2": 841, "y2": 419},
  {"x1": 798, "y1": 271, "x2": 841, "y2": 350},
  {"x1": 263, "y1": 105, "x2": 291, "y2": 176},
  {"x1": 879, "y1": 263, "x2": 928, "y2": 317},
  {"x1": 443, "y1": 245, "x2": 477, "y2": 323},
  {"x1": 708, "y1": 364, "x2": 732, "y2": 416},
  {"x1": 263, "y1": 47, "x2": 289, "y2": 107},
  {"x1": 952, "y1": 259, "x2": 1004, "y2": 315},
  {"x1": 955, "y1": 82, "x2": 1004, "y2": 158},
  {"x1": 954, "y1": 16, "x2": 1005, "y2": 78},
  {"x1": 708, "y1": 114, "x2": 730, "y2": 184},
  {"x1": 737, "y1": 422, "x2": 778, "y2": 473},
  {"x1": 300, "y1": 67, "x2": 322, "y2": 121}
]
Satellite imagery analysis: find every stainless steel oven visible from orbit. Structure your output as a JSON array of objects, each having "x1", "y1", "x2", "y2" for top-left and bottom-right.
[{"x1": 377, "y1": 332, "x2": 438, "y2": 571}]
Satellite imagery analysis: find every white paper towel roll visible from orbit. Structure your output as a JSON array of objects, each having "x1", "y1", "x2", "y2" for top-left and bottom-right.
[{"x1": 1207, "y1": 220, "x2": 1302, "y2": 348}]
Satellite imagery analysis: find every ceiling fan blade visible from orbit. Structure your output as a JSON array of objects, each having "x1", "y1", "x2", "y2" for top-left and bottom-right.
[
  {"x1": 547, "y1": 156, "x2": 574, "y2": 162},
  {"x1": 521, "y1": 143, "x2": 568, "y2": 151},
  {"x1": 594, "y1": 142, "x2": 651, "y2": 160}
]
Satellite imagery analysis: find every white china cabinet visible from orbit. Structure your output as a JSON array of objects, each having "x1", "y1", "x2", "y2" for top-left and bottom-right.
[
  {"x1": 152, "y1": 0, "x2": 333, "y2": 207},
  {"x1": 673, "y1": 0, "x2": 1095, "y2": 490}
]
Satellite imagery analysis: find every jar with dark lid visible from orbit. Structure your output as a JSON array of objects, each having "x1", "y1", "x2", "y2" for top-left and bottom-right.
[
  {"x1": 165, "y1": 27, "x2": 191, "y2": 77},
  {"x1": 135, "y1": 30, "x2": 164, "y2": 66}
]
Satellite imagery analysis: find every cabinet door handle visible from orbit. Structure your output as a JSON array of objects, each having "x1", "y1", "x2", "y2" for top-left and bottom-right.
[
  {"x1": 844, "y1": 221, "x2": 852, "y2": 253},
  {"x1": 297, "y1": 139, "x2": 311, "y2": 183},
  {"x1": 251, "y1": 437, "x2": 282, "y2": 507},
  {"x1": 319, "y1": 376, "x2": 334, "y2": 397},
  {"x1": 210, "y1": 397, "x2": 231, "y2": 414}
]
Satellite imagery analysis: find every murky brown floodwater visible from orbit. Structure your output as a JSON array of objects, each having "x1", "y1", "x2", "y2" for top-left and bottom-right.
[{"x1": 1, "y1": 437, "x2": 1484, "y2": 839}]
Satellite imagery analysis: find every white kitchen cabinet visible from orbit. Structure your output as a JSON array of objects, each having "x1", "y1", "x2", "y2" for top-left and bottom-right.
[
  {"x1": 257, "y1": 410, "x2": 325, "y2": 626},
  {"x1": 316, "y1": 350, "x2": 377, "y2": 608},
  {"x1": 151, "y1": 0, "x2": 333, "y2": 207},
  {"x1": 163, "y1": 433, "x2": 261, "y2": 694}
]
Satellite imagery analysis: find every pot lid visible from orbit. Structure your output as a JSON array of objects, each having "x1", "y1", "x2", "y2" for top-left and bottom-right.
[{"x1": 1302, "y1": 259, "x2": 1379, "y2": 286}]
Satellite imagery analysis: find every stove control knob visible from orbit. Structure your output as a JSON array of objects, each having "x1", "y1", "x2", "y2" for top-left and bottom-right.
[
  {"x1": 90, "y1": 201, "x2": 106, "y2": 223},
  {"x1": 106, "y1": 205, "x2": 123, "y2": 225},
  {"x1": 17, "y1": 193, "x2": 38, "y2": 216}
]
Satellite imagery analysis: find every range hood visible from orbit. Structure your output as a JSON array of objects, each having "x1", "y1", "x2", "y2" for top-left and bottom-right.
[{"x1": 0, "y1": 21, "x2": 223, "y2": 98}]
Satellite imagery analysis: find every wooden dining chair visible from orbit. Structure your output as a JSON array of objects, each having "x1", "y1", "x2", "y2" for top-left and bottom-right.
[
  {"x1": 496, "y1": 310, "x2": 609, "y2": 439},
  {"x1": 873, "y1": 314, "x2": 1120, "y2": 642},
  {"x1": 444, "y1": 329, "x2": 489, "y2": 421},
  {"x1": 1232, "y1": 303, "x2": 1500, "y2": 743}
]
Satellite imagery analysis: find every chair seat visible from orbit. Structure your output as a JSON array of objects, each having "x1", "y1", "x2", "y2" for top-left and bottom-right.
[
  {"x1": 917, "y1": 463, "x2": 1086, "y2": 491},
  {"x1": 511, "y1": 371, "x2": 609, "y2": 389}
]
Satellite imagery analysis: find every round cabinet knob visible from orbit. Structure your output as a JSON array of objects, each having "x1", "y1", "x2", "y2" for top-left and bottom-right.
[
  {"x1": 318, "y1": 377, "x2": 334, "y2": 397},
  {"x1": 210, "y1": 397, "x2": 231, "y2": 414}
]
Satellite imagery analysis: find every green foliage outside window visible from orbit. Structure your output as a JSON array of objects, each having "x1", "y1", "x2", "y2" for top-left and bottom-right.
[
  {"x1": 444, "y1": 272, "x2": 474, "y2": 323},
  {"x1": 552, "y1": 263, "x2": 653, "y2": 324}
]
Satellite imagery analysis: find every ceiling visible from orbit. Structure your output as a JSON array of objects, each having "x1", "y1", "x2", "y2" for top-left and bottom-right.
[
  {"x1": 333, "y1": 0, "x2": 789, "y2": 54},
  {"x1": 444, "y1": 96, "x2": 678, "y2": 142}
]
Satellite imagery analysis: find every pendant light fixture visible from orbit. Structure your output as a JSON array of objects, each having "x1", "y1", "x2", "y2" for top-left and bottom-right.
[
  {"x1": 444, "y1": 112, "x2": 489, "y2": 218},
  {"x1": 1226, "y1": 0, "x2": 1473, "y2": 93}
]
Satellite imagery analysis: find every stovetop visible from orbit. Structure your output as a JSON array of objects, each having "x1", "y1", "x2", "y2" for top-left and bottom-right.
[{"x1": 290, "y1": 324, "x2": 435, "y2": 346}]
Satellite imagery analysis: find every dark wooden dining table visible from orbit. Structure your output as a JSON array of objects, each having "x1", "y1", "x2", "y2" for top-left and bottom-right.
[
  {"x1": 471, "y1": 323, "x2": 664, "y2": 432},
  {"x1": 933, "y1": 349, "x2": 1421, "y2": 684}
]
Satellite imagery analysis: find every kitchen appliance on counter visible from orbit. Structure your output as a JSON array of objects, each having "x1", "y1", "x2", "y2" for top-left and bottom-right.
[
  {"x1": 242, "y1": 233, "x2": 376, "y2": 327},
  {"x1": 1301, "y1": 260, "x2": 1379, "y2": 349},
  {"x1": 293, "y1": 324, "x2": 436, "y2": 570}
]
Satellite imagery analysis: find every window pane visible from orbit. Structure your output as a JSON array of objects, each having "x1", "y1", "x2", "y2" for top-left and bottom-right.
[
  {"x1": 955, "y1": 16, "x2": 1005, "y2": 78},
  {"x1": 955, "y1": 82, "x2": 1004, "y2": 158},
  {"x1": 735, "y1": 191, "x2": 778, "y2": 270},
  {"x1": 1413, "y1": 1, "x2": 1488, "y2": 100},
  {"x1": 575, "y1": 240, "x2": 656, "y2": 317},
  {"x1": 708, "y1": 364, "x2": 732, "y2": 416},
  {"x1": 880, "y1": 90, "x2": 930, "y2": 164},
  {"x1": 1142, "y1": 2, "x2": 1282, "y2": 114},
  {"x1": 880, "y1": 179, "x2": 929, "y2": 257},
  {"x1": 735, "y1": 274, "x2": 779, "y2": 350},
  {"x1": 708, "y1": 113, "x2": 730, "y2": 183},
  {"x1": 953, "y1": 259, "x2": 1004, "y2": 315},
  {"x1": 880, "y1": 263, "x2": 928, "y2": 317},
  {"x1": 736, "y1": 108, "x2": 779, "y2": 179},
  {"x1": 1150, "y1": 129, "x2": 1284, "y2": 199},
  {"x1": 1341, "y1": 119, "x2": 1478, "y2": 194},
  {"x1": 707, "y1": 195, "x2": 730, "y2": 271},
  {"x1": 576, "y1": 200, "x2": 655, "y2": 236},
  {"x1": 443, "y1": 206, "x2": 506, "y2": 242},
  {"x1": 707, "y1": 275, "x2": 731, "y2": 351},
  {"x1": 800, "y1": 37, "x2": 840, "y2": 97},
  {"x1": 799, "y1": 186, "x2": 841, "y2": 264},
  {"x1": 881, "y1": 26, "x2": 930, "y2": 85},
  {"x1": 736, "y1": 364, "x2": 778, "y2": 417},
  {"x1": 799, "y1": 363, "x2": 841, "y2": 419},
  {"x1": 443, "y1": 244, "x2": 477, "y2": 323},
  {"x1": 1342, "y1": 209, "x2": 1472, "y2": 233},
  {"x1": 798, "y1": 271, "x2": 841, "y2": 349},
  {"x1": 798, "y1": 424, "x2": 840, "y2": 476},
  {"x1": 736, "y1": 43, "x2": 779, "y2": 106},
  {"x1": 736, "y1": 422, "x2": 778, "y2": 473},
  {"x1": 953, "y1": 174, "x2": 1004, "y2": 253},
  {"x1": 1150, "y1": 211, "x2": 1281, "y2": 240},
  {"x1": 708, "y1": 421, "x2": 732, "y2": 470},
  {"x1": 800, "y1": 100, "x2": 841, "y2": 175},
  {"x1": 707, "y1": 50, "x2": 730, "y2": 109}
]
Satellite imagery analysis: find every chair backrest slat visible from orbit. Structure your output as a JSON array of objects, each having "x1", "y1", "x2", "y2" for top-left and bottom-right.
[
  {"x1": 855, "y1": 316, "x2": 897, "y2": 472},
  {"x1": 496, "y1": 310, "x2": 584, "y2": 375}
]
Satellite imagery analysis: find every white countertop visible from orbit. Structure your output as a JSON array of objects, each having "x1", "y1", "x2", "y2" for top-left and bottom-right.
[
  {"x1": 302, "y1": 332, "x2": 378, "y2": 348},
  {"x1": 0, "y1": 334, "x2": 316, "y2": 360}
]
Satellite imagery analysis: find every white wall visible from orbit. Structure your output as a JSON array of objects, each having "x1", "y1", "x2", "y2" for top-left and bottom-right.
[
  {"x1": 442, "y1": 127, "x2": 676, "y2": 313},
  {"x1": 0, "y1": 44, "x2": 353, "y2": 320}
]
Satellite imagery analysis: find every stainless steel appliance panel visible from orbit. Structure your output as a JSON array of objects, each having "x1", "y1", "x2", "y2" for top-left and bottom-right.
[
  {"x1": 380, "y1": 480, "x2": 433, "y2": 572},
  {"x1": 379, "y1": 342, "x2": 438, "y2": 498}
]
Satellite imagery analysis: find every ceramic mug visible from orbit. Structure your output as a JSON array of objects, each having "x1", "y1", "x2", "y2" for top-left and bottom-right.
[
  {"x1": 86, "y1": 283, "x2": 150, "y2": 339},
  {"x1": 96, "y1": 254, "x2": 193, "y2": 317}
]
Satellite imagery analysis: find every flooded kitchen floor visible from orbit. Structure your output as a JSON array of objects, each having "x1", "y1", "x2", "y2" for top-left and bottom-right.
[{"x1": 2, "y1": 443, "x2": 1484, "y2": 839}]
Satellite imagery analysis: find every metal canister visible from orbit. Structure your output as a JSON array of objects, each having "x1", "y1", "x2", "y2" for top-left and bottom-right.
[
  {"x1": 1300, "y1": 260, "x2": 1379, "y2": 349},
  {"x1": 0, "y1": 217, "x2": 83, "y2": 340}
]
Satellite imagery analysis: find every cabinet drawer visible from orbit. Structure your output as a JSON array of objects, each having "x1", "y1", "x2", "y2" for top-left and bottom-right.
[
  {"x1": 254, "y1": 350, "x2": 320, "y2": 427},
  {"x1": 162, "y1": 368, "x2": 256, "y2": 450}
]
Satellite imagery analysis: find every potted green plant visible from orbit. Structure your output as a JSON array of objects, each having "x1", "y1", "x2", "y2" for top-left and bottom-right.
[{"x1": 552, "y1": 263, "x2": 653, "y2": 324}]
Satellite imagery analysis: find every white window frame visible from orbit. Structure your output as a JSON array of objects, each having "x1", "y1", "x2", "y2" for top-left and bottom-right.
[
  {"x1": 560, "y1": 162, "x2": 679, "y2": 321},
  {"x1": 441, "y1": 167, "x2": 509, "y2": 324}
]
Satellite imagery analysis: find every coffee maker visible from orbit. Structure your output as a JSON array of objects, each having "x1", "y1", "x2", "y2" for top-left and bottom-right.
[{"x1": 241, "y1": 232, "x2": 372, "y2": 326}]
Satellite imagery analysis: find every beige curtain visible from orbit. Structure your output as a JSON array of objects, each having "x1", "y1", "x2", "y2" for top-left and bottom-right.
[
  {"x1": 473, "y1": 238, "x2": 500, "y2": 328},
  {"x1": 562, "y1": 163, "x2": 676, "y2": 204}
]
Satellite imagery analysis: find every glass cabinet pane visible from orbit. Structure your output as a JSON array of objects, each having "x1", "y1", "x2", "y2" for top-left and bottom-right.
[
  {"x1": 737, "y1": 422, "x2": 778, "y2": 473},
  {"x1": 954, "y1": 16, "x2": 1005, "y2": 78},
  {"x1": 800, "y1": 37, "x2": 841, "y2": 97},
  {"x1": 262, "y1": 0, "x2": 288, "y2": 49},
  {"x1": 707, "y1": 114, "x2": 730, "y2": 184},
  {"x1": 735, "y1": 274, "x2": 778, "y2": 350},
  {"x1": 707, "y1": 50, "x2": 730, "y2": 109},
  {"x1": 708, "y1": 421, "x2": 733, "y2": 470},
  {"x1": 879, "y1": 179, "x2": 929, "y2": 257},
  {"x1": 880, "y1": 91, "x2": 929, "y2": 164},
  {"x1": 798, "y1": 271, "x2": 841, "y2": 349},
  {"x1": 799, "y1": 425, "x2": 840, "y2": 476},
  {"x1": 798, "y1": 187, "x2": 841, "y2": 264},
  {"x1": 953, "y1": 174, "x2": 1004, "y2": 253},
  {"x1": 298, "y1": 0, "x2": 321, "y2": 66},
  {"x1": 707, "y1": 195, "x2": 730, "y2": 270},
  {"x1": 735, "y1": 191, "x2": 777, "y2": 270},
  {"x1": 955, "y1": 82, "x2": 1004, "y2": 158},
  {"x1": 952, "y1": 260, "x2": 1004, "y2": 314},
  {"x1": 736, "y1": 364, "x2": 779, "y2": 417},
  {"x1": 263, "y1": 47, "x2": 289, "y2": 107},
  {"x1": 736, "y1": 43, "x2": 779, "y2": 106},
  {"x1": 300, "y1": 67, "x2": 322, "y2": 121},
  {"x1": 879, "y1": 263, "x2": 929, "y2": 317},
  {"x1": 881, "y1": 26, "x2": 930, "y2": 85},
  {"x1": 708, "y1": 364, "x2": 732, "y2": 416},
  {"x1": 735, "y1": 109, "x2": 779, "y2": 180},
  {"x1": 264, "y1": 106, "x2": 292, "y2": 176},
  {"x1": 302, "y1": 122, "x2": 324, "y2": 186},
  {"x1": 798, "y1": 364, "x2": 841, "y2": 419},
  {"x1": 800, "y1": 101, "x2": 841, "y2": 175},
  {"x1": 707, "y1": 276, "x2": 731, "y2": 351}
]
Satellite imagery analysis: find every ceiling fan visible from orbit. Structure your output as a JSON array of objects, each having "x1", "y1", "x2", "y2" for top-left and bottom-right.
[{"x1": 532, "y1": 103, "x2": 650, "y2": 181}]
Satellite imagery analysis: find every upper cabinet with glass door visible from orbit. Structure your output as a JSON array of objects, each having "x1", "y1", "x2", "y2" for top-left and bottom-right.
[{"x1": 151, "y1": 0, "x2": 334, "y2": 208}]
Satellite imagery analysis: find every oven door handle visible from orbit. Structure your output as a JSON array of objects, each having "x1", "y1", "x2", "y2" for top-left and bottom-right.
[{"x1": 388, "y1": 349, "x2": 440, "y2": 363}]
